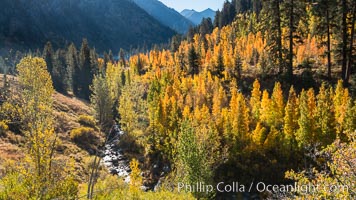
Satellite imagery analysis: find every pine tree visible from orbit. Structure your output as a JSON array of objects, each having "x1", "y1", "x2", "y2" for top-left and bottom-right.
[
  {"x1": 213, "y1": 10, "x2": 222, "y2": 28},
  {"x1": 90, "y1": 48, "x2": 99, "y2": 76},
  {"x1": 170, "y1": 35, "x2": 181, "y2": 52},
  {"x1": 260, "y1": 0, "x2": 284, "y2": 74},
  {"x1": 282, "y1": 0, "x2": 307, "y2": 82},
  {"x1": 199, "y1": 17, "x2": 214, "y2": 37},
  {"x1": 119, "y1": 48, "x2": 126, "y2": 67},
  {"x1": 52, "y1": 49, "x2": 66, "y2": 93},
  {"x1": 339, "y1": 0, "x2": 348, "y2": 83},
  {"x1": 132, "y1": 56, "x2": 144, "y2": 75},
  {"x1": 345, "y1": 1, "x2": 356, "y2": 85},
  {"x1": 312, "y1": 0, "x2": 337, "y2": 79},
  {"x1": 234, "y1": 53, "x2": 242, "y2": 81},
  {"x1": 64, "y1": 44, "x2": 76, "y2": 93},
  {"x1": 220, "y1": 0, "x2": 236, "y2": 27},
  {"x1": 79, "y1": 39, "x2": 93, "y2": 99},
  {"x1": 43, "y1": 42, "x2": 54, "y2": 75},
  {"x1": 187, "y1": 45, "x2": 200, "y2": 76},
  {"x1": 66, "y1": 43, "x2": 80, "y2": 96}
]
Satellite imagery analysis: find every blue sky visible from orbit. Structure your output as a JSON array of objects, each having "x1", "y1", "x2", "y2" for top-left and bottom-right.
[{"x1": 159, "y1": 0, "x2": 226, "y2": 12}]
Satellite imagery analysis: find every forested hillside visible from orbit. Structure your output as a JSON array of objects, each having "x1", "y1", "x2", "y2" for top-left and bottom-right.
[
  {"x1": 0, "y1": 0, "x2": 175, "y2": 53},
  {"x1": 0, "y1": 0, "x2": 355, "y2": 199}
]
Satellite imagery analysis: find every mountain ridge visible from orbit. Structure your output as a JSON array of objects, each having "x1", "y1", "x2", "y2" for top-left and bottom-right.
[
  {"x1": 180, "y1": 8, "x2": 216, "y2": 25},
  {"x1": 0, "y1": 0, "x2": 176, "y2": 53},
  {"x1": 132, "y1": 0, "x2": 193, "y2": 34}
]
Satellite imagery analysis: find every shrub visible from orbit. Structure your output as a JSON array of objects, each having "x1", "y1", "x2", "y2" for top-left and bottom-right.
[
  {"x1": 0, "y1": 120, "x2": 9, "y2": 136},
  {"x1": 78, "y1": 115, "x2": 97, "y2": 129},
  {"x1": 0, "y1": 160, "x2": 79, "y2": 199},
  {"x1": 77, "y1": 174, "x2": 194, "y2": 200},
  {"x1": 70, "y1": 127, "x2": 95, "y2": 143}
]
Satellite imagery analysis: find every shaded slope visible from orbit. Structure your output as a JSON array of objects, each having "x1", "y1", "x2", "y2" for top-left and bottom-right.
[
  {"x1": 133, "y1": 0, "x2": 194, "y2": 34},
  {"x1": 0, "y1": 0, "x2": 176, "y2": 53}
]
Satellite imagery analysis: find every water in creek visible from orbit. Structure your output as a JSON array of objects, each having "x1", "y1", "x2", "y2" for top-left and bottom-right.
[
  {"x1": 101, "y1": 125, "x2": 131, "y2": 181},
  {"x1": 101, "y1": 125, "x2": 150, "y2": 191}
]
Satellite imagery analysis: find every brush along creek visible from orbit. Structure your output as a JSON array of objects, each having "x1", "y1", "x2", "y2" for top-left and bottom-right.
[{"x1": 101, "y1": 125, "x2": 170, "y2": 191}]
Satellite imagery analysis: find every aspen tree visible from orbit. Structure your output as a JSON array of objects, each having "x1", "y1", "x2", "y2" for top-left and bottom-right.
[
  {"x1": 284, "y1": 86, "x2": 299, "y2": 150},
  {"x1": 316, "y1": 83, "x2": 336, "y2": 146},
  {"x1": 250, "y1": 79, "x2": 261, "y2": 121}
]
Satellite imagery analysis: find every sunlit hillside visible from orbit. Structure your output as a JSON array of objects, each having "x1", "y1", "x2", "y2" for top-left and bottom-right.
[{"x1": 0, "y1": 0, "x2": 355, "y2": 199}]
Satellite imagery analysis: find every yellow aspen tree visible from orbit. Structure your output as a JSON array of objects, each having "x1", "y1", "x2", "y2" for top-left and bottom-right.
[
  {"x1": 212, "y1": 85, "x2": 227, "y2": 119},
  {"x1": 333, "y1": 80, "x2": 349, "y2": 137},
  {"x1": 105, "y1": 62, "x2": 122, "y2": 101},
  {"x1": 13, "y1": 56, "x2": 77, "y2": 199},
  {"x1": 250, "y1": 79, "x2": 262, "y2": 121},
  {"x1": 296, "y1": 88, "x2": 318, "y2": 148},
  {"x1": 316, "y1": 83, "x2": 336, "y2": 147},
  {"x1": 271, "y1": 82, "x2": 284, "y2": 128},
  {"x1": 129, "y1": 159, "x2": 143, "y2": 194},
  {"x1": 264, "y1": 126, "x2": 281, "y2": 150},
  {"x1": 230, "y1": 90, "x2": 250, "y2": 150},
  {"x1": 259, "y1": 90, "x2": 271, "y2": 126},
  {"x1": 252, "y1": 122, "x2": 267, "y2": 146},
  {"x1": 90, "y1": 74, "x2": 113, "y2": 130},
  {"x1": 17, "y1": 56, "x2": 55, "y2": 179},
  {"x1": 344, "y1": 99, "x2": 356, "y2": 134},
  {"x1": 182, "y1": 105, "x2": 191, "y2": 120},
  {"x1": 219, "y1": 107, "x2": 230, "y2": 141},
  {"x1": 284, "y1": 86, "x2": 299, "y2": 150}
]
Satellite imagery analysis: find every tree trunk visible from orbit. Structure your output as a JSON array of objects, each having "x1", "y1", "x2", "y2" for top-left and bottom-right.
[
  {"x1": 341, "y1": 0, "x2": 348, "y2": 82},
  {"x1": 276, "y1": 0, "x2": 284, "y2": 74},
  {"x1": 87, "y1": 155, "x2": 97, "y2": 199},
  {"x1": 326, "y1": 6, "x2": 332, "y2": 80},
  {"x1": 346, "y1": 2, "x2": 356, "y2": 86},
  {"x1": 288, "y1": 0, "x2": 294, "y2": 82}
]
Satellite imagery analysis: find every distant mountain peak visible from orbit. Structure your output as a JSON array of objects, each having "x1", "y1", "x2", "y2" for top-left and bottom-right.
[
  {"x1": 132, "y1": 0, "x2": 193, "y2": 34},
  {"x1": 182, "y1": 9, "x2": 196, "y2": 12},
  {"x1": 204, "y1": 8, "x2": 214, "y2": 12},
  {"x1": 180, "y1": 8, "x2": 216, "y2": 25}
]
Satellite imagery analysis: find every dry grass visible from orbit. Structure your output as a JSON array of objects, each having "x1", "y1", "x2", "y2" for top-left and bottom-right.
[
  {"x1": 0, "y1": 139, "x2": 23, "y2": 161},
  {"x1": 0, "y1": 74, "x2": 103, "y2": 181}
]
